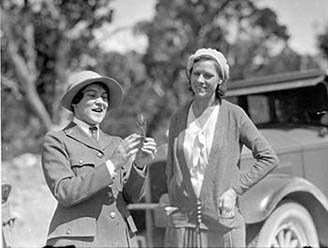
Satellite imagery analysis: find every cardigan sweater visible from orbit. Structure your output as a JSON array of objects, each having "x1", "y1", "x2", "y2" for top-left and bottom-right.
[{"x1": 166, "y1": 99, "x2": 279, "y2": 230}]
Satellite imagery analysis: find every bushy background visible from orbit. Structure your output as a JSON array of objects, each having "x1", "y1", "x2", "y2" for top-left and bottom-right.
[{"x1": 2, "y1": 0, "x2": 328, "y2": 247}]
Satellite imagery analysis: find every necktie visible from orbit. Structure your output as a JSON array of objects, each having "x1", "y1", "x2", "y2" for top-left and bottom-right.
[{"x1": 89, "y1": 126, "x2": 98, "y2": 141}]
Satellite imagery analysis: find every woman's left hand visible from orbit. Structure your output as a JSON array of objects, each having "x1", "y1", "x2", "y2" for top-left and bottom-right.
[
  {"x1": 218, "y1": 188, "x2": 237, "y2": 218},
  {"x1": 134, "y1": 137, "x2": 157, "y2": 169}
]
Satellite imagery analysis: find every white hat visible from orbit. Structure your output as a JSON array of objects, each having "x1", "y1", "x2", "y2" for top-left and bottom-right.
[
  {"x1": 61, "y1": 70, "x2": 123, "y2": 111},
  {"x1": 186, "y1": 48, "x2": 229, "y2": 83}
]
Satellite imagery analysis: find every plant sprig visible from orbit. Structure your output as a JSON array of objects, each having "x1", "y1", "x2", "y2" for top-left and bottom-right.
[{"x1": 136, "y1": 114, "x2": 147, "y2": 137}]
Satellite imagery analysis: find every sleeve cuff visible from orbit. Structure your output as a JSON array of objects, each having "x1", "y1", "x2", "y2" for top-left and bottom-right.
[
  {"x1": 106, "y1": 160, "x2": 117, "y2": 179},
  {"x1": 232, "y1": 185, "x2": 243, "y2": 195},
  {"x1": 133, "y1": 162, "x2": 147, "y2": 177}
]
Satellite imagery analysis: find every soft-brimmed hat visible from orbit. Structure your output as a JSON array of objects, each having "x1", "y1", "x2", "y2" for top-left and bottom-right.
[
  {"x1": 186, "y1": 48, "x2": 230, "y2": 83},
  {"x1": 61, "y1": 70, "x2": 123, "y2": 112}
]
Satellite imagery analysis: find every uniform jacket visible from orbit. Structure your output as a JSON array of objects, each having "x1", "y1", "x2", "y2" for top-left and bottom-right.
[
  {"x1": 42, "y1": 122, "x2": 146, "y2": 247},
  {"x1": 166, "y1": 100, "x2": 279, "y2": 232}
]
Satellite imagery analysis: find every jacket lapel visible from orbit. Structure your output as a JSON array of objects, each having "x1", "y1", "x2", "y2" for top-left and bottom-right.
[
  {"x1": 98, "y1": 128, "x2": 114, "y2": 150},
  {"x1": 64, "y1": 122, "x2": 103, "y2": 152}
]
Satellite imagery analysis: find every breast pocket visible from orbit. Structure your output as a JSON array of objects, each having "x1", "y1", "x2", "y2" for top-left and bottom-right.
[{"x1": 71, "y1": 159, "x2": 95, "y2": 176}]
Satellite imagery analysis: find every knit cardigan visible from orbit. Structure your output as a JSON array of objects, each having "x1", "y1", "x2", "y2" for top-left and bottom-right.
[{"x1": 166, "y1": 99, "x2": 279, "y2": 230}]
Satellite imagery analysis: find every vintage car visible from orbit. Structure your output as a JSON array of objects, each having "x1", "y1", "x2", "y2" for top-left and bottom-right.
[{"x1": 129, "y1": 69, "x2": 328, "y2": 248}]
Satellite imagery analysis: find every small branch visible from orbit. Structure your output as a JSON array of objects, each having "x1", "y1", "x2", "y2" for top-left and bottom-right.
[
  {"x1": 52, "y1": 38, "x2": 71, "y2": 124},
  {"x1": 3, "y1": 9, "x2": 53, "y2": 129},
  {"x1": 24, "y1": 23, "x2": 38, "y2": 76},
  {"x1": 217, "y1": 0, "x2": 233, "y2": 13},
  {"x1": 1, "y1": 76, "x2": 23, "y2": 100}
]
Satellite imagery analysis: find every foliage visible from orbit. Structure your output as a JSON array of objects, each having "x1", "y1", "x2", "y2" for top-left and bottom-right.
[
  {"x1": 133, "y1": 0, "x2": 299, "y2": 139},
  {"x1": 1, "y1": 0, "x2": 322, "y2": 158},
  {"x1": 1, "y1": 0, "x2": 115, "y2": 157},
  {"x1": 318, "y1": 24, "x2": 328, "y2": 60},
  {"x1": 250, "y1": 45, "x2": 320, "y2": 77},
  {"x1": 95, "y1": 51, "x2": 170, "y2": 143},
  {"x1": 1, "y1": 0, "x2": 114, "y2": 128}
]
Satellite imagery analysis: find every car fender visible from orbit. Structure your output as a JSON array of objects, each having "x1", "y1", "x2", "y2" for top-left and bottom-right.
[{"x1": 239, "y1": 173, "x2": 328, "y2": 224}]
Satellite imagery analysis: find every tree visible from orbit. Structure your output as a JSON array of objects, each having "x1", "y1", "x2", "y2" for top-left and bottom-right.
[
  {"x1": 96, "y1": 51, "x2": 151, "y2": 137},
  {"x1": 1, "y1": 0, "x2": 115, "y2": 130},
  {"x1": 249, "y1": 44, "x2": 320, "y2": 77},
  {"x1": 1, "y1": 0, "x2": 116, "y2": 158},
  {"x1": 318, "y1": 24, "x2": 328, "y2": 60},
  {"x1": 135, "y1": 0, "x2": 292, "y2": 139}
]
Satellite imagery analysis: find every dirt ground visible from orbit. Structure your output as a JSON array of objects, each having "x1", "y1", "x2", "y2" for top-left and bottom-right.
[{"x1": 2, "y1": 153, "x2": 56, "y2": 248}]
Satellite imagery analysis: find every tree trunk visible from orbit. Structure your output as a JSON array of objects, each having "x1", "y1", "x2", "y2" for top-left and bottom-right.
[
  {"x1": 52, "y1": 38, "x2": 72, "y2": 125},
  {"x1": 8, "y1": 40, "x2": 53, "y2": 129},
  {"x1": 3, "y1": 10, "x2": 53, "y2": 130}
]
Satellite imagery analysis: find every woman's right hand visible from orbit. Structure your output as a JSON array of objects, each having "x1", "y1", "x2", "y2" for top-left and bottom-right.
[
  {"x1": 218, "y1": 188, "x2": 237, "y2": 218},
  {"x1": 111, "y1": 134, "x2": 141, "y2": 170}
]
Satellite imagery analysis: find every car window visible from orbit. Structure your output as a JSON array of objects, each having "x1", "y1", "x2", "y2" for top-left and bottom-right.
[
  {"x1": 227, "y1": 83, "x2": 328, "y2": 127},
  {"x1": 248, "y1": 95, "x2": 271, "y2": 124}
]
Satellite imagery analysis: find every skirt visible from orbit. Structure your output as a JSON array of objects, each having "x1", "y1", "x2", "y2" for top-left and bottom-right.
[{"x1": 164, "y1": 224, "x2": 245, "y2": 248}]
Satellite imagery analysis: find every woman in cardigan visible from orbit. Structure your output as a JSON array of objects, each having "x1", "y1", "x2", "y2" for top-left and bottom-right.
[{"x1": 164, "y1": 48, "x2": 279, "y2": 247}]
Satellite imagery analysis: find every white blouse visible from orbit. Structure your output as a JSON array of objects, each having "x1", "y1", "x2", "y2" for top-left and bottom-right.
[{"x1": 182, "y1": 103, "x2": 220, "y2": 197}]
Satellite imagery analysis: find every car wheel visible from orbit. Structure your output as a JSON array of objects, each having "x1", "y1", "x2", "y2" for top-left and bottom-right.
[{"x1": 256, "y1": 201, "x2": 319, "y2": 248}]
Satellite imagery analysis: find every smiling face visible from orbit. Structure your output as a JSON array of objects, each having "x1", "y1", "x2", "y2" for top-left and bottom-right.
[
  {"x1": 190, "y1": 59, "x2": 222, "y2": 101},
  {"x1": 72, "y1": 83, "x2": 109, "y2": 125}
]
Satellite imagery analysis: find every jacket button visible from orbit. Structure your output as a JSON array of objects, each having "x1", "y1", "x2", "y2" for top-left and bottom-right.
[
  {"x1": 97, "y1": 152, "x2": 103, "y2": 158},
  {"x1": 66, "y1": 229, "x2": 71, "y2": 235},
  {"x1": 109, "y1": 211, "x2": 116, "y2": 219}
]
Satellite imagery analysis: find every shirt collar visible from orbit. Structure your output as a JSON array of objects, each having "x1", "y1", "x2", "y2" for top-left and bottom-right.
[
  {"x1": 73, "y1": 117, "x2": 99, "y2": 137},
  {"x1": 187, "y1": 103, "x2": 220, "y2": 132}
]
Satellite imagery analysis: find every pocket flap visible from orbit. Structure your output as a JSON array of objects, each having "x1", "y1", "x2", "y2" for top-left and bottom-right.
[{"x1": 48, "y1": 216, "x2": 96, "y2": 240}]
